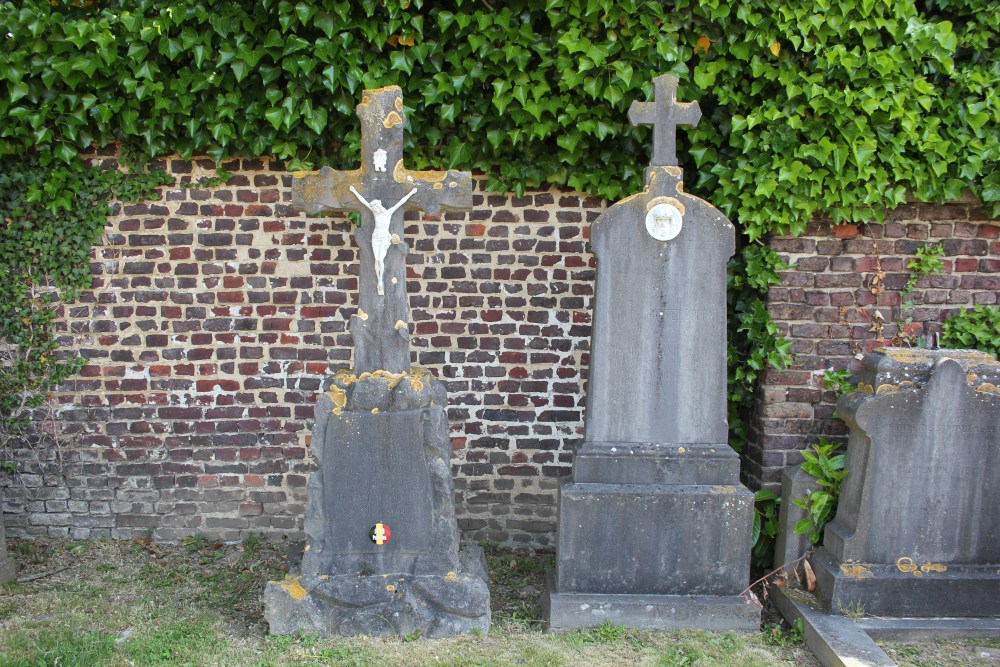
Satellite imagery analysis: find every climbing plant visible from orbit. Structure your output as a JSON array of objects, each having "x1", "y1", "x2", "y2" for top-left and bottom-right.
[
  {"x1": 0, "y1": 0, "x2": 996, "y2": 453},
  {"x1": 0, "y1": 155, "x2": 173, "y2": 456}
]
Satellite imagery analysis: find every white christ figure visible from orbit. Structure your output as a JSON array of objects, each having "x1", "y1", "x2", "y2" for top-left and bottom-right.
[{"x1": 349, "y1": 185, "x2": 418, "y2": 296}]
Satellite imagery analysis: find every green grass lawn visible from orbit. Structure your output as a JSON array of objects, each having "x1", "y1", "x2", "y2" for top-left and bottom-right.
[{"x1": 0, "y1": 536, "x2": 820, "y2": 666}]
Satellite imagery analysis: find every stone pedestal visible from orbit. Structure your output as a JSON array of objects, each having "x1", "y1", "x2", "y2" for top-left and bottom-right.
[
  {"x1": 0, "y1": 507, "x2": 15, "y2": 585},
  {"x1": 814, "y1": 348, "x2": 1000, "y2": 617},
  {"x1": 265, "y1": 371, "x2": 490, "y2": 637}
]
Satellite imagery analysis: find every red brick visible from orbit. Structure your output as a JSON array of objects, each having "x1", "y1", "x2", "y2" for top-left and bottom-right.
[{"x1": 832, "y1": 224, "x2": 860, "y2": 239}]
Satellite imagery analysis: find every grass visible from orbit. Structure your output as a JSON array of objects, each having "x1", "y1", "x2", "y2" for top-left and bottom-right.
[{"x1": 0, "y1": 537, "x2": 820, "y2": 667}]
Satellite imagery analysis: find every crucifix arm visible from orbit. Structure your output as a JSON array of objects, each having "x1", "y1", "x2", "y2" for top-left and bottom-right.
[
  {"x1": 349, "y1": 185, "x2": 372, "y2": 211},
  {"x1": 386, "y1": 187, "x2": 418, "y2": 216}
]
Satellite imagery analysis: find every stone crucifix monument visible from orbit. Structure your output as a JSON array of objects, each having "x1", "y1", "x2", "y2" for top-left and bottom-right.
[
  {"x1": 543, "y1": 75, "x2": 759, "y2": 631},
  {"x1": 264, "y1": 85, "x2": 490, "y2": 637}
]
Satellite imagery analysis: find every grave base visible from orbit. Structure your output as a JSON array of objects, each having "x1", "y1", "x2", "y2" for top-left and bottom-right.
[
  {"x1": 813, "y1": 547, "x2": 1000, "y2": 618},
  {"x1": 265, "y1": 543, "x2": 490, "y2": 638},
  {"x1": 0, "y1": 554, "x2": 14, "y2": 585},
  {"x1": 543, "y1": 571, "x2": 760, "y2": 631},
  {"x1": 0, "y1": 512, "x2": 14, "y2": 585}
]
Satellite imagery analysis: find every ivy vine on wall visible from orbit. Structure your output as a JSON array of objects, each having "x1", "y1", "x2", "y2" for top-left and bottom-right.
[{"x1": 0, "y1": 0, "x2": 996, "y2": 455}]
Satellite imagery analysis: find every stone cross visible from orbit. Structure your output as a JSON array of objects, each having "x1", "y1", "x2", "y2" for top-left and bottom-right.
[
  {"x1": 628, "y1": 74, "x2": 702, "y2": 167},
  {"x1": 292, "y1": 85, "x2": 473, "y2": 375}
]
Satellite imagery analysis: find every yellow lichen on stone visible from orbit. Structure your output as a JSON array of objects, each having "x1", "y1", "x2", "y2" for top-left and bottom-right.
[
  {"x1": 361, "y1": 369, "x2": 406, "y2": 388},
  {"x1": 394, "y1": 320, "x2": 407, "y2": 330},
  {"x1": 279, "y1": 576, "x2": 308, "y2": 600},
  {"x1": 395, "y1": 159, "x2": 448, "y2": 183},
  {"x1": 840, "y1": 563, "x2": 874, "y2": 579},
  {"x1": 408, "y1": 368, "x2": 432, "y2": 392},
  {"x1": 382, "y1": 111, "x2": 403, "y2": 128},
  {"x1": 394, "y1": 96, "x2": 403, "y2": 111},
  {"x1": 976, "y1": 383, "x2": 999, "y2": 395},
  {"x1": 920, "y1": 563, "x2": 947, "y2": 574},
  {"x1": 444, "y1": 571, "x2": 458, "y2": 582},
  {"x1": 677, "y1": 447, "x2": 686, "y2": 454},
  {"x1": 327, "y1": 384, "x2": 347, "y2": 416},
  {"x1": 391, "y1": 233, "x2": 401, "y2": 244},
  {"x1": 857, "y1": 382, "x2": 875, "y2": 395},
  {"x1": 356, "y1": 309, "x2": 369, "y2": 321},
  {"x1": 897, "y1": 557, "x2": 918, "y2": 574},
  {"x1": 386, "y1": 584, "x2": 396, "y2": 592},
  {"x1": 875, "y1": 383, "x2": 898, "y2": 395},
  {"x1": 372, "y1": 407, "x2": 379, "y2": 414},
  {"x1": 433, "y1": 182, "x2": 443, "y2": 189}
]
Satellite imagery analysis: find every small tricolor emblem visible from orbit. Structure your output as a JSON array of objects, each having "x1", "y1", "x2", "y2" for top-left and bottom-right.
[{"x1": 369, "y1": 523, "x2": 391, "y2": 545}]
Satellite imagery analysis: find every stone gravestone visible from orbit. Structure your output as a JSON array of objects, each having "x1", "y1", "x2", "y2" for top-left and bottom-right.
[
  {"x1": 813, "y1": 347, "x2": 1000, "y2": 617},
  {"x1": 542, "y1": 75, "x2": 759, "y2": 631},
  {"x1": 264, "y1": 85, "x2": 490, "y2": 637},
  {"x1": 0, "y1": 508, "x2": 15, "y2": 585}
]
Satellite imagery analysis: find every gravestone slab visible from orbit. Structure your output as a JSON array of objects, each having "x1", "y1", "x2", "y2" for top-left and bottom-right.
[
  {"x1": 543, "y1": 75, "x2": 758, "y2": 631},
  {"x1": 0, "y1": 508, "x2": 15, "y2": 585},
  {"x1": 264, "y1": 85, "x2": 489, "y2": 637},
  {"x1": 813, "y1": 348, "x2": 1000, "y2": 617}
]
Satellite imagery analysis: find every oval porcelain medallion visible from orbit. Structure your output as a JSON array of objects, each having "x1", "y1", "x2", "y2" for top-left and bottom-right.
[{"x1": 645, "y1": 202, "x2": 683, "y2": 241}]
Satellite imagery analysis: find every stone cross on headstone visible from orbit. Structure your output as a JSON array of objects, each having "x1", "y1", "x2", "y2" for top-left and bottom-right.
[
  {"x1": 292, "y1": 85, "x2": 472, "y2": 375},
  {"x1": 628, "y1": 74, "x2": 702, "y2": 167},
  {"x1": 544, "y1": 74, "x2": 758, "y2": 632}
]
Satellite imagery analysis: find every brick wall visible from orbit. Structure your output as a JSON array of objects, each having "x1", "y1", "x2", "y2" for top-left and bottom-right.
[
  {"x1": 1, "y1": 153, "x2": 603, "y2": 548},
  {"x1": 746, "y1": 200, "x2": 999, "y2": 489},
  {"x1": 4, "y1": 152, "x2": 996, "y2": 545}
]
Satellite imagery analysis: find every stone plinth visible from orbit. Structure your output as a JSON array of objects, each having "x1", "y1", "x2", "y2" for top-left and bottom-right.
[
  {"x1": 814, "y1": 348, "x2": 1000, "y2": 617},
  {"x1": 265, "y1": 371, "x2": 490, "y2": 637},
  {"x1": 0, "y1": 508, "x2": 15, "y2": 585}
]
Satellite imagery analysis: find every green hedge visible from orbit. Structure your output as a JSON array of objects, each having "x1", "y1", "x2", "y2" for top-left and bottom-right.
[{"x1": 0, "y1": 0, "x2": 997, "y2": 453}]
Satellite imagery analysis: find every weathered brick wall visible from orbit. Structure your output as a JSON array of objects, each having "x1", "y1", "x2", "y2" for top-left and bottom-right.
[
  {"x1": 4, "y1": 153, "x2": 996, "y2": 545},
  {"x1": 746, "y1": 201, "x2": 999, "y2": 489},
  {"x1": 1, "y1": 154, "x2": 603, "y2": 548}
]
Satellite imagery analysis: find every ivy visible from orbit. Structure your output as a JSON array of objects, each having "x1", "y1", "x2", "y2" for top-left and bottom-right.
[
  {"x1": 0, "y1": 0, "x2": 996, "y2": 455},
  {"x1": 0, "y1": 155, "x2": 173, "y2": 449},
  {"x1": 941, "y1": 305, "x2": 1000, "y2": 356},
  {"x1": 792, "y1": 440, "x2": 848, "y2": 545}
]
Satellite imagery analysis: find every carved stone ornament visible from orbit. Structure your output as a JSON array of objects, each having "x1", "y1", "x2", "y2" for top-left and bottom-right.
[{"x1": 645, "y1": 202, "x2": 683, "y2": 241}]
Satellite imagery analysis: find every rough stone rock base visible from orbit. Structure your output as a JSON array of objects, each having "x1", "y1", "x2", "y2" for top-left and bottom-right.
[
  {"x1": 812, "y1": 547, "x2": 1000, "y2": 618},
  {"x1": 265, "y1": 544, "x2": 490, "y2": 638},
  {"x1": 0, "y1": 554, "x2": 14, "y2": 585},
  {"x1": 0, "y1": 513, "x2": 15, "y2": 585},
  {"x1": 543, "y1": 571, "x2": 760, "y2": 632}
]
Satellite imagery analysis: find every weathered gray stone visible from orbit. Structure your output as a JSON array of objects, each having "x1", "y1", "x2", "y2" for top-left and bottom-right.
[
  {"x1": 265, "y1": 85, "x2": 487, "y2": 637},
  {"x1": 543, "y1": 571, "x2": 759, "y2": 632},
  {"x1": 770, "y1": 585, "x2": 895, "y2": 667},
  {"x1": 773, "y1": 465, "x2": 814, "y2": 570},
  {"x1": 545, "y1": 74, "x2": 758, "y2": 631},
  {"x1": 266, "y1": 543, "x2": 489, "y2": 638},
  {"x1": 302, "y1": 371, "x2": 458, "y2": 579},
  {"x1": 814, "y1": 348, "x2": 1000, "y2": 617},
  {"x1": 0, "y1": 508, "x2": 15, "y2": 585},
  {"x1": 292, "y1": 85, "x2": 473, "y2": 376}
]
